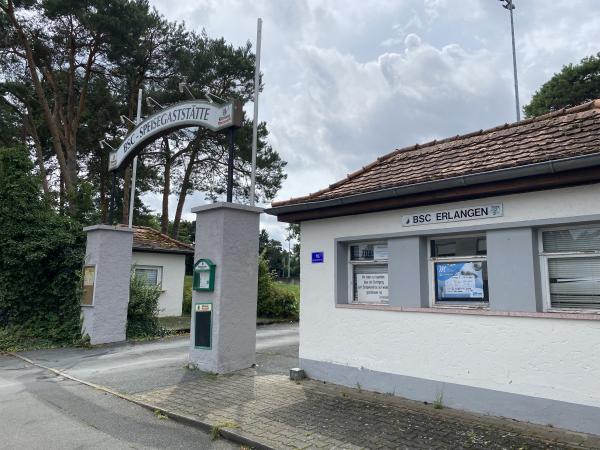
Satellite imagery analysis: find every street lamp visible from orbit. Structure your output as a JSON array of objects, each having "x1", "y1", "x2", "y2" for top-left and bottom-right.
[
  {"x1": 499, "y1": 0, "x2": 521, "y2": 121},
  {"x1": 178, "y1": 81, "x2": 196, "y2": 99},
  {"x1": 146, "y1": 97, "x2": 164, "y2": 109},
  {"x1": 99, "y1": 139, "x2": 116, "y2": 151}
]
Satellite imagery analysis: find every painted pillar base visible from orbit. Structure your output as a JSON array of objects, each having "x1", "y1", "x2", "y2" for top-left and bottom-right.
[
  {"x1": 189, "y1": 202, "x2": 262, "y2": 373},
  {"x1": 81, "y1": 225, "x2": 133, "y2": 345}
]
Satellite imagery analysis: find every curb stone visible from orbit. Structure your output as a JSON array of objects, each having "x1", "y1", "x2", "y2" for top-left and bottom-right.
[{"x1": 4, "y1": 352, "x2": 275, "y2": 450}]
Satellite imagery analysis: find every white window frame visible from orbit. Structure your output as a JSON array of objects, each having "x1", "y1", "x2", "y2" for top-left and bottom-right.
[
  {"x1": 347, "y1": 241, "x2": 389, "y2": 305},
  {"x1": 538, "y1": 224, "x2": 600, "y2": 313},
  {"x1": 134, "y1": 265, "x2": 163, "y2": 288},
  {"x1": 427, "y1": 234, "x2": 489, "y2": 309}
]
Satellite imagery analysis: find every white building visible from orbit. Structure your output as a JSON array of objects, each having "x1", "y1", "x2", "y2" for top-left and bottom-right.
[
  {"x1": 131, "y1": 226, "x2": 193, "y2": 317},
  {"x1": 267, "y1": 100, "x2": 600, "y2": 435}
]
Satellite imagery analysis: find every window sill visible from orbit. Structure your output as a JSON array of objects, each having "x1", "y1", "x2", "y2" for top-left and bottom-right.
[{"x1": 336, "y1": 303, "x2": 600, "y2": 321}]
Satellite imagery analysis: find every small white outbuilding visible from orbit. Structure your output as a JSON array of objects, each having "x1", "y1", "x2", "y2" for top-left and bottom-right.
[
  {"x1": 267, "y1": 100, "x2": 600, "y2": 436},
  {"x1": 131, "y1": 226, "x2": 193, "y2": 317}
]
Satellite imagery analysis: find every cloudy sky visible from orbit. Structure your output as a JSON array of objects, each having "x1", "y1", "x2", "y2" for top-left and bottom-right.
[{"x1": 146, "y1": 0, "x2": 600, "y2": 242}]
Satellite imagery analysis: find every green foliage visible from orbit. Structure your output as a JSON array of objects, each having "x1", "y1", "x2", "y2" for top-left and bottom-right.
[
  {"x1": 524, "y1": 53, "x2": 600, "y2": 118},
  {"x1": 127, "y1": 273, "x2": 165, "y2": 338},
  {"x1": 0, "y1": 147, "x2": 84, "y2": 350},
  {"x1": 257, "y1": 255, "x2": 299, "y2": 319},
  {"x1": 182, "y1": 274, "x2": 192, "y2": 315}
]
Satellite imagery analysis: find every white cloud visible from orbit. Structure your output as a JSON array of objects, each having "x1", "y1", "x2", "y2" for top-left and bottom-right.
[{"x1": 147, "y1": 0, "x2": 600, "y2": 242}]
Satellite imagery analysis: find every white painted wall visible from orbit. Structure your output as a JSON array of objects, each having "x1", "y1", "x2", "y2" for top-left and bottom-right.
[
  {"x1": 299, "y1": 183, "x2": 600, "y2": 407},
  {"x1": 132, "y1": 251, "x2": 186, "y2": 317}
]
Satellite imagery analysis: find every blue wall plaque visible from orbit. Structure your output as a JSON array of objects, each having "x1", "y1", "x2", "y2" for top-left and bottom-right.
[{"x1": 311, "y1": 252, "x2": 324, "y2": 263}]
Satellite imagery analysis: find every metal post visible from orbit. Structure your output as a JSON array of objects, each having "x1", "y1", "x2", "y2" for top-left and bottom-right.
[
  {"x1": 250, "y1": 18, "x2": 262, "y2": 206},
  {"x1": 287, "y1": 232, "x2": 291, "y2": 279},
  {"x1": 109, "y1": 171, "x2": 117, "y2": 225},
  {"x1": 128, "y1": 88, "x2": 143, "y2": 228},
  {"x1": 226, "y1": 127, "x2": 235, "y2": 203},
  {"x1": 507, "y1": 1, "x2": 520, "y2": 121}
]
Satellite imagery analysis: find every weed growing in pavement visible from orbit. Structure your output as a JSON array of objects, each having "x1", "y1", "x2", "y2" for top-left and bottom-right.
[
  {"x1": 153, "y1": 410, "x2": 168, "y2": 420},
  {"x1": 433, "y1": 391, "x2": 444, "y2": 409},
  {"x1": 210, "y1": 422, "x2": 238, "y2": 440}
]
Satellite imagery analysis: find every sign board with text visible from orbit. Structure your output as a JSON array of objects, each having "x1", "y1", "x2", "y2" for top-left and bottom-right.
[
  {"x1": 402, "y1": 204, "x2": 503, "y2": 227},
  {"x1": 109, "y1": 100, "x2": 243, "y2": 171},
  {"x1": 355, "y1": 273, "x2": 389, "y2": 303}
]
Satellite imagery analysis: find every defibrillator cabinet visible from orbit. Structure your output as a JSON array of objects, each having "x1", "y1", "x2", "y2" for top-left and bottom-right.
[{"x1": 193, "y1": 258, "x2": 216, "y2": 292}]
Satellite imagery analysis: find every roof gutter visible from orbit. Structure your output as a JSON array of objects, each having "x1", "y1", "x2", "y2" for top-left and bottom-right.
[{"x1": 266, "y1": 151, "x2": 600, "y2": 216}]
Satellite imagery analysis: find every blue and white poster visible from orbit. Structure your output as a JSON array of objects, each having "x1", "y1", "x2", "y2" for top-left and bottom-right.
[{"x1": 436, "y1": 262, "x2": 484, "y2": 299}]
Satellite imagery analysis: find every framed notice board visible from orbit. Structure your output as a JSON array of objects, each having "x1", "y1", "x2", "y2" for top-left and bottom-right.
[
  {"x1": 81, "y1": 265, "x2": 96, "y2": 306},
  {"x1": 194, "y1": 302, "x2": 212, "y2": 349}
]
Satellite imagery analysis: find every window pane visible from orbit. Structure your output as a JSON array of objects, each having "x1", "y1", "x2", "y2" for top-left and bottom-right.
[
  {"x1": 542, "y1": 227, "x2": 600, "y2": 253},
  {"x1": 431, "y1": 236, "x2": 486, "y2": 257},
  {"x1": 350, "y1": 243, "x2": 388, "y2": 261},
  {"x1": 435, "y1": 260, "x2": 488, "y2": 303},
  {"x1": 548, "y1": 257, "x2": 600, "y2": 309},
  {"x1": 353, "y1": 264, "x2": 388, "y2": 303},
  {"x1": 350, "y1": 244, "x2": 373, "y2": 261},
  {"x1": 135, "y1": 268, "x2": 159, "y2": 285}
]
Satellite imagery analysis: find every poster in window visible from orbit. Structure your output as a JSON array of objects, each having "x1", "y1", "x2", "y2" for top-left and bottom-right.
[
  {"x1": 81, "y1": 265, "x2": 96, "y2": 306},
  {"x1": 436, "y1": 262, "x2": 484, "y2": 299},
  {"x1": 373, "y1": 244, "x2": 389, "y2": 261},
  {"x1": 355, "y1": 273, "x2": 388, "y2": 303}
]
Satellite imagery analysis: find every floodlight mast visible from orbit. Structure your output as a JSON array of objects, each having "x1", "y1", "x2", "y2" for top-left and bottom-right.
[{"x1": 499, "y1": 0, "x2": 520, "y2": 121}]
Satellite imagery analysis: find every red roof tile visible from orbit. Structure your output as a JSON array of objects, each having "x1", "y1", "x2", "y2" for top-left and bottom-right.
[
  {"x1": 132, "y1": 226, "x2": 194, "y2": 255},
  {"x1": 272, "y1": 100, "x2": 600, "y2": 208}
]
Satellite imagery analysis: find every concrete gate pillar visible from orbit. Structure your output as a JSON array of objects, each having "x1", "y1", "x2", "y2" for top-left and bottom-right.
[
  {"x1": 189, "y1": 203, "x2": 263, "y2": 373},
  {"x1": 81, "y1": 225, "x2": 133, "y2": 345}
]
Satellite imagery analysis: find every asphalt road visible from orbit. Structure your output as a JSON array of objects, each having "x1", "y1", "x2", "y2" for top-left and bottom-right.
[
  {"x1": 18, "y1": 322, "x2": 299, "y2": 393},
  {"x1": 0, "y1": 357, "x2": 235, "y2": 450},
  {"x1": 0, "y1": 322, "x2": 299, "y2": 449}
]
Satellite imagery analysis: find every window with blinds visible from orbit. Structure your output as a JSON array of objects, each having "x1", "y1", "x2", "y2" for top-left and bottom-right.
[
  {"x1": 135, "y1": 267, "x2": 161, "y2": 286},
  {"x1": 542, "y1": 226, "x2": 600, "y2": 310}
]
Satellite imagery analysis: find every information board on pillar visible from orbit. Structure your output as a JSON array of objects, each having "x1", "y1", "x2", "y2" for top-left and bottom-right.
[{"x1": 355, "y1": 273, "x2": 389, "y2": 303}]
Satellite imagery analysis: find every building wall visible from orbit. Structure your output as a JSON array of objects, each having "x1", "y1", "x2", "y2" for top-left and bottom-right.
[
  {"x1": 299, "y1": 183, "x2": 600, "y2": 434},
  {"x1": 132, "y1": 251, "x2": 186, "y2": 317}
]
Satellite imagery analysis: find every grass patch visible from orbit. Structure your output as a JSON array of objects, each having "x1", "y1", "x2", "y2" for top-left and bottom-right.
[
  {"x1": 159, "y1": 315, "x2": 191, "y2": 331},
  {"x1": 273, "y1": 281, "x2": 299, "y2": 299}
]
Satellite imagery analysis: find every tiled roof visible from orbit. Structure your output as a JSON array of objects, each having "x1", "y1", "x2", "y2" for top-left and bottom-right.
[
  {"x1": 272, "y1": 100, "x2": 600, "y2": 208},
  {"x1": 132, "y1": 226, "x2": 194, "y2": 255}
]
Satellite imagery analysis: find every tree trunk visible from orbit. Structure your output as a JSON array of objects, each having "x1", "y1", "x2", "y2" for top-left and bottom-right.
[
  {"x1": 171, "y1": 148, "x2": 198, "y2": 239},
  {"x1": 161, "y1": 138, "x2": 171, "y2": 234},
  {"x1": 24, "y1": 114, "x2": 49, "y2": 195}
]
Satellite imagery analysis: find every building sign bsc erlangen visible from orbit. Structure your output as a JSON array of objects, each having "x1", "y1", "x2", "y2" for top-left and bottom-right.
[{"x1": 402, "y1": 204, "x2": 503, "y2": 226}]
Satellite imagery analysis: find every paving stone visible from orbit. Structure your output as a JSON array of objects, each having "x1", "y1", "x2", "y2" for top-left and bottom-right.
[{"x1": 132, "y1": 372, "x2": 597, "y2": 449}]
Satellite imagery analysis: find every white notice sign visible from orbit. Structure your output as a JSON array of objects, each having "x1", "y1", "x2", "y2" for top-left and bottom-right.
[
  {"x1": 198, "y1": 271, "x2": 210, "y2": 289},
  {"x1": 355, "y1": 273, "x2": 389, "y2": 303}
]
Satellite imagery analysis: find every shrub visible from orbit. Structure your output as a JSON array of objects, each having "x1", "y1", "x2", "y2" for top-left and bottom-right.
[
  {"x1": 257, "y1": 254, "x2": 299, "y2": 319},
  {"x1": 0, "y1": 147, "x2": 84, "y2": 349},
  {"x1": 127, "y1": 274, "x2": 165, "y2": 338},
  {"x1": 182, "y1": 275, "x2": 192, "y2": 315}
]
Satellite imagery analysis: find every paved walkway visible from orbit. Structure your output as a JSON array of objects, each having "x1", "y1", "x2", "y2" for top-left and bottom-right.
[
  {"x1": 135, "y1": 369, "x2": 599, "y2": 450},
  {"x1": 12, "y1": 325, "x2": 600, "y2": 449}
]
